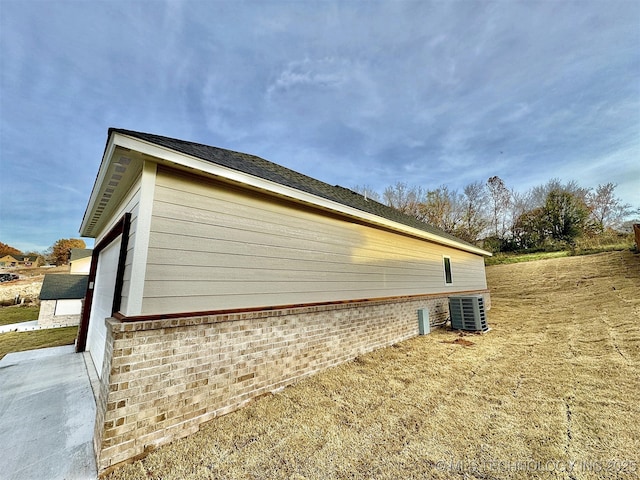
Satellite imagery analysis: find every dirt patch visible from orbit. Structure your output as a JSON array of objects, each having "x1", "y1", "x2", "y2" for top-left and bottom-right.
[
  {"x1": 0, "y1": 277, "x2": 44, "y2": 303},
  {"x1": 442, "y1": 337, "x2": 476, "y2": 347},
  {"x1": 106, "y1": 250, "x2": 640, "y2": 480},
  {"x1": 0, "y1": 265, "x2": 70, "y2": 303}
]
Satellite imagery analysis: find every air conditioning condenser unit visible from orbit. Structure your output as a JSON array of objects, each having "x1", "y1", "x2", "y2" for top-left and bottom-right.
[{"x1": 449, "y1": 295, "x2": 489, "y2": 332}]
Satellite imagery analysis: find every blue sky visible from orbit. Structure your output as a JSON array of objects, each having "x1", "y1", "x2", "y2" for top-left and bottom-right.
[{"x1": 1, "y1": 0, "x2": 638, "y2": 253}]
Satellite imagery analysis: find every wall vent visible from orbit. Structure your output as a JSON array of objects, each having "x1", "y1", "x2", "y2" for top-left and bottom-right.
[{"x1": 448, "y1": 295, "x2": 489, "y2": 332}]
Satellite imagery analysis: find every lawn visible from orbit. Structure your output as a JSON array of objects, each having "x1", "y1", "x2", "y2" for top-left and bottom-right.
[
  {"x1": 0, "y1": 327, "x2": 78, "y2": 360},
  {"x1": 0, "y1": 305, "x2": 40, "y2": 326},
  {"x1": 485, "y1": 249, "x2": 571, "y2": 265},
  {"x1": 107, "y1": 251, "x2": 640, "y2": 480},
  {"x1": 484, "y1": 244, "x2": 636, "y2": 266}
]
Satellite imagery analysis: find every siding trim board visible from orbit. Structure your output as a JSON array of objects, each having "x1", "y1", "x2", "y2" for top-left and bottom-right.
[
  {"x1": 123, "y1": 161, "x2": 156, "y2": 316},
  {"x1": 112, "y1": 288, "x2": 491, "y2": 323}
]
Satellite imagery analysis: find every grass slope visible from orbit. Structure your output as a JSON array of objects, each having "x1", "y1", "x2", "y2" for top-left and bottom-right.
[
  {"x1": 106, "y1": 251, "x2": 640, "y2": 480},
  {"x1": 0, "y1": 327, "x2": 78, "y2": 360},
  {"x1": 485, "y1": 242, "x2": 634, "y2": 266},
  {"x1": 0, "y1": 305, "x2": 40, "y2": 326}
]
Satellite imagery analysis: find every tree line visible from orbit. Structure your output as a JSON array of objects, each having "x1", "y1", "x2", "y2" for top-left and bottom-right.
[
  {"x1": 2, "y1": 179, "x2": 637, "y2": 260},
  {"x1": 353, "y1": 178, "x2": 638, "y2": 252}
]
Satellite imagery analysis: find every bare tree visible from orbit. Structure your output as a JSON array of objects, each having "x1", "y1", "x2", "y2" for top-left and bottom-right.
[
  {"x1": 530, "y1": 178, "x2": 589, "y2": 208},
  {"x1": 587, "y1": 183, "x2": 635, "y2": 231},
  {"x1": 486, "y1": 176, "x2": 511, "y2": 239},
  {"x1": 382, "y1": 182, "x2": 425, "y2": 220},
  {"x1": 419, "y1": 185, "x2": 462, "y2": 233},
  {"x1": 508, "y1": 188, "x2": 534, "y2": 245},
  {"x1": 457, "y1": 181, "x2": 489, "y2": 243},
  {"x1": 350, "y1": 185, "x2": 381, "y2": 202}
]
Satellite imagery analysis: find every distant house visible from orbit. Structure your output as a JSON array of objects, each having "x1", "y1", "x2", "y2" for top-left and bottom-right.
[
  {"x1": 0, "y1": 255, "x2": 17, "y2": 267},
  {"x1": 78, "y1": 128, "x2": 492, "y2": 473},
  {"x1": 0, "y1": 254, "x2": 40, "y2": 268},
  {"x1": 38, "y1": 274, "x2": 89, "y2": 327},
  {"x1": 69, "y1": 248, "x2": 93, "y2": 274}
]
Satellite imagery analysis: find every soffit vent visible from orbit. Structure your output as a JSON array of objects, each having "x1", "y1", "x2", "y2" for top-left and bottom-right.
[{"x1": 85, "y1": 155, "x2": 133, "y2": 236}]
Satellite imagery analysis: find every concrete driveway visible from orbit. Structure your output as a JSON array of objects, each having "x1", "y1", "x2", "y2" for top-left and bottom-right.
[{"x1": 0, "y1": 345, "x2": 97, "y2": 480}]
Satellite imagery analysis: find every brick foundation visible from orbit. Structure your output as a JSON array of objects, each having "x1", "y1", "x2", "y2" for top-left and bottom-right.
[
  {"x1": 37, "y1": 300, "x2": 82, "y2": 327},
  {"x1": 93, "y1": 291, "x2": 489, "y2": 473}
]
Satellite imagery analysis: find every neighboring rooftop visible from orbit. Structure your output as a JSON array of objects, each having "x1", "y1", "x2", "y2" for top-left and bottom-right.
[
  {"x1": 110, "y1": 128, "x2": 479, "y2": 251},
  {"x1": 39, "y1": 274, "x2": 88, "y2": 300},
  {"x1": 0, "y1": 254, "x2": 39, "y2": 261},
  {"x1": 70, "y1": 249, "x2": 93, "y2": 262}
]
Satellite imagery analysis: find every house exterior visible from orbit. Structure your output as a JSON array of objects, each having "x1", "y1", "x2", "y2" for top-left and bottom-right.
[
  {"x1": 38, "y1": 274, "x2": 89, "y2": 326},
  {"x1": 0, "y1": 254, "x2": 19, "y2": 267},
  {"x1": 0, "y1": 254, "x2": 40, "y2": 268},
  {"x1": 78, "y1": 128, "x2": 492, "y2": 473},
  {"x1": 69, "y1": 248, "x2": 93, "y2": 274}
]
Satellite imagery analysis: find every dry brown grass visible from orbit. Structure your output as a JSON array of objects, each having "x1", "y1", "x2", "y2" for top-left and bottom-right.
[{"x1": 106, "y1": 251, "x2": 640, "y2": 480}]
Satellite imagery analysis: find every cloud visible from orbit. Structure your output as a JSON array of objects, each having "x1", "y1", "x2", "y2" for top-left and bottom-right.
[
  {"x1": 267, "y1": 57, "x2": 348, "y2": 95},
  {"x1": 1, "y1": 0, "x2": 638, "y2": 253}
]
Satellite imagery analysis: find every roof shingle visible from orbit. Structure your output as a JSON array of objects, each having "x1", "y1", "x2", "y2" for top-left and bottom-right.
[
  {"x1": 110, "y1": 128, "x2": 479, "y2": 250},
  {"x1": 70, "y1": 249, "x2": 93, "y2": 262},
  {"x1": 39, "y1": 275, "x2": 88, "y2": 300}
]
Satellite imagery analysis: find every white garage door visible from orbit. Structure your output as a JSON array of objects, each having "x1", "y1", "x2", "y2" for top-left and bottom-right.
[{"x1": 86, "y1": 237, "x2": 121, "y2": 378}]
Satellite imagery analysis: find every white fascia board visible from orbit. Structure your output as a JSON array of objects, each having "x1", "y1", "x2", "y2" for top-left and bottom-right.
[
  {"x1": 111, "y1": 132, "x2": 492, "y2": 257},
  {"x1": 80, "y1": 136, "x2": 117, "y2": 236}
]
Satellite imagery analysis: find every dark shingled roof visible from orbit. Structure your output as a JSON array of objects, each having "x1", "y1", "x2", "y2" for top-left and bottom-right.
[
  {"x1": 110, "y1": 128, "x2": 479, "y2": 251},
  {"x1": 70, "y1": 248, "x2": 93, "y2": 262},
  {"x1": 1, "y1": 254, "x2": 39, "y2": 262},
  {"x1": 39, "y1": 275, "x2": 88, "y2": 300}
]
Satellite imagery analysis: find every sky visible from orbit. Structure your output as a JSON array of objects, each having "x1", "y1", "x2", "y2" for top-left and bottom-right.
[{"x1": 1, "y1": 0, "x2": 638, "y2": 253}]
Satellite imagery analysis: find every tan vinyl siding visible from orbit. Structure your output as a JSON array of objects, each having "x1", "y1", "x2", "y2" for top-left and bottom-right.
[{"x1": 142, "y1": 167, "x2": 486, "y2": 315}]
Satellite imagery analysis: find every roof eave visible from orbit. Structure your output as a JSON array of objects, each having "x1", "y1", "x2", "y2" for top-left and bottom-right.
[
  {"x1": 79, "y1": 135, "x2": 118, "y2": 237},
  {"x1": 103, "y1": 132, "x2": 491, "y2": 257}
]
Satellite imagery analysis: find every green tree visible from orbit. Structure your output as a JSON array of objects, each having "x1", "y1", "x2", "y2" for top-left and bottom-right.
[
  {"x1": 512, "y1": 207, "x2": 547, "y2": 250},
  {"x1": 543, "y1": 189, "x2": 590, "y2": 243}
]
